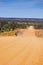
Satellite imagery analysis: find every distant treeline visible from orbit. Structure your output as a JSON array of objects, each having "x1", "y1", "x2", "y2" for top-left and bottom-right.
[{"x1": 0, "y1": 20, "x2": 43, "y2": 32}]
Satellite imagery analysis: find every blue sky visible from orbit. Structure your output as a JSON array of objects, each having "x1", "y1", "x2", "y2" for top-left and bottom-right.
[{"x1": 0, "y1": 0, "x2": 43, "y2": 18}]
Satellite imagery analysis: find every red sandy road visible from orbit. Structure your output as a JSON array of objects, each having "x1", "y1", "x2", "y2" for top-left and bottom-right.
[{"x1": 0, "y1": 36, "x2": 43, "y2": 65}]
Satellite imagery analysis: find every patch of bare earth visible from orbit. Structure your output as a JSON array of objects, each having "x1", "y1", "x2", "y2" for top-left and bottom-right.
[{"x1": 0, "y1": 26, "x2": 43, "y2": 65}]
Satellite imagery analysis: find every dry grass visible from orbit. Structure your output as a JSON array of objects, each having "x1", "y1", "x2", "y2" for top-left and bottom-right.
[
  {"x1": 0, "y1": 29, "x2": 18, "y2": 36},
  {"x1": 35, "y1": 30, "x2": 43, "y2": 38}
]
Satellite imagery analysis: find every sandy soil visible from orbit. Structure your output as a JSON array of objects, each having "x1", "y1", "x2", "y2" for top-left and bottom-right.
[{"x1": 0, "y1": 26, "x2": 43, "y2": 65}]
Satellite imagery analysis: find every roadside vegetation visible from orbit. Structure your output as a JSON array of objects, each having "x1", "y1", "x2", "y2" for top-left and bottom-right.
[
  {"x1": 0, "y1": 20, "x2": 43, "y2": 37},
  {"x1": 0, "y1": 20, "x2": 43, "y2": 32}
]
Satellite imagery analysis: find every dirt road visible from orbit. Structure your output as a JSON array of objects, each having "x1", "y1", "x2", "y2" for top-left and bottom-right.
[{"x1": 0, "y1": 36, "x2": 43, "y2": 65}]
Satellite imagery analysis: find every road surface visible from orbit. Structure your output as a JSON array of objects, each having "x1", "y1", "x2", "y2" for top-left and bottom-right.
[{"x1": 0, "y1": 36, "x2": 43, "y2": 65}]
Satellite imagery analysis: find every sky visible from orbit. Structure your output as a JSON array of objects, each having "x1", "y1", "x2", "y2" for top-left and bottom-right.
[{"x1": 0, "y1": 0, "x2": 43, "y2": 18}]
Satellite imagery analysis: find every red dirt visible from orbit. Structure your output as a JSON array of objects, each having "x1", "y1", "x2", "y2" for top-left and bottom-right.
[{"x1": 0, "y1": 26, "x2": 43, "y2": 65}]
